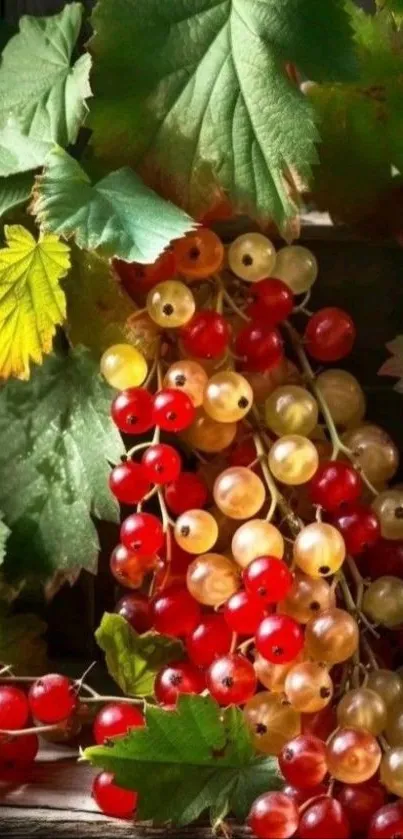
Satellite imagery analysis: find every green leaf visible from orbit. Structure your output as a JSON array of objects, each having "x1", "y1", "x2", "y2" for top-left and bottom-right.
[
  {"x1": 65, "y1": 248, "x2": 136, "y2": 357},
  {"x1": 32, "y1": 147, "x2": 196, "y2": 262},
  {"x1": 84, "y1": 694, "x2": 281, "y2": 826},
  {"x1": 0, "y1": 4, "x2": 91, "y2": 175},
  {"x1": 0, "y1": 515, "x2": 10, "y2": 565},
  {"x1": 88, "y1": 0, "x2": 356, "y2": 227},
  {"x1": 96, "y1": 613, "x2": 184, "y2": 697},
  {"x1": 0, "y1": 173, "x2": 33, "y2": 218},
  {"x1": 0, "y1": 347, "x2": 124, "y2": 586},
  {"x1": 0, "y1": 606, "x2": 47, "y2": 674}
]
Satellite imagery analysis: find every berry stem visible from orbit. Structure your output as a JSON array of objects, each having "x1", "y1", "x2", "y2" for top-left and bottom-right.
[
  {"x1": 157, "y1": 489, "x2": 175, "y2": 531},
  {"x1": 0, "y1": 723, "x2": 62, "y2": 738},
  {"x1": 213, "y1": 274, "x2": 250, "y2": 322},
  {"x1": 252, "y1": 427, "x2": 303, "y2": 535}
]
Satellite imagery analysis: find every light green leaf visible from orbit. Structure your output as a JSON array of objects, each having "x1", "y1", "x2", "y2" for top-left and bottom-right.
[
  {"x1": 0, "y1": 4, "x2": 91, "y2": 175},
  {"x1": 0, "y1": 172, "x2": 33, "y2": 218},
  {"x1": 89, "y1": 0, "x2": 356, "y2": 227},
  {"x1": 0, "y1": 348, "x2": 124, "y2": 585},
  {"x1": 32, "y1": 147, "x2": 196, "y2": 262},
  {"x1": 0, "y1": 606, "x2": 47, "y2": 674},
  {"x1": 84, "y1": 694, "x2": 282, "y2": 826},
  {"x1": 96, "y1": 613, "x2": 184, "y2": 697}
]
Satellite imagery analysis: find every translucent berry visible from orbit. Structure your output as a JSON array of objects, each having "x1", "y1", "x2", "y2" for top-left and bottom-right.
[
  {"x1": 246, "y1": 278, "x2": 294, "y2": 325},
  {"x1": 0, "y1": 686, "x2": 29, "y2": 730},
  {"x1": 109, "y1": 461, "x2": 151, "y2": 504},
  {"x1": 151, "y1": 585, "x2": 201, "y2": 637},
  {"x1": 228, "y1": 233, "x2": 276, "y2": 282},
  {"x1": 114, "y1": 249, "x2": 176, "y2": 295},
  {"x1": 332, "y1": 503, "x2": 380, "y2": 556},
  {"x1": 207, "y1": 653, "x2": 257, "y2": 705},
  {"x1": 28, "y1": 674, "x2": 76, "y2": 724},
  {"x1": 163, "y1": 359, "x2": 208, "y2": 407},
  {"x1": 141, "y1": 444, "x2": 181, "y2": 485},
  {"x1": 203, "y1": 371, "x2": 253, "y2": 423},
  {"x1": 146, "y1": 280, "x2": 195, "y2": 328},
  {"x1": 186, "y1": 615, "x2": 232, "y2": 667},
  {"x1": 110, "y1": 544, "x2": 157, "y2": 588},
  {"x1": 279, "y1": 734, "x2": 328, "y2": 788},
  {"x1": 336, "y1": 781, "x2": 386, "y2": 834},
  {"x1": 235, "y1": 323, "x2": 283, "y2": 371},
  {"x1": 153, "y1": 388, "x2": 195, "y2": 432},
  {"x1": 181, "y1": 310, "x2": 229, "y2": 359},
  {"x1": 248, "y1": 791, "x2": 299, "y2": 839},
  {"x1": 92, "y1": 771, "x2": 137, "y2": 819},
  {"x1": 173, "y1": 228, "x2": 224, "y2": 278},
  {"x1": 165, "y1": 472, "x2": 208, "y2": 516},
  {"x1": 93, "y1": 702, "x2": 144, "y2": 745},
  {"x1": 111, "y1": 388, "x2": 154, "y2": 434},
  {"x1": 114, "y1": 592, "x2": 152, "y2": 634},
  {"x1": 305, "y1": 308, "x2": 356, "y2": 362},
  {"x1": 0, "y1": 733, "x2": 38, "y2": 768},
  {"x1": 243, "y1": 556, "x2": 294, "y2": 604},
  {"x1": 298, "y1": 797, "x2": 350, "y2": 838},
  {"x1": 154, "y1": 660, "x2": 205, "y2": 706},
  {"x1": 326, "y1": 727, "x2": 382, "y2": 784},
  {"x1": 255, "y1": 614, "x2": 304, "y2": 664},
  {"x1": 120, "y1": 512, "x2": 164, "y2": 556},
  {"x1": 100, "y1": 344, "x2": 148, "y2": 389},
  {"x1": 308, "y1": 461, "x2": 362, "y2": 512},
  {"x1": 274, "y1": 245, "x2": 318, "y2": 294},
  {"x1": 268, "y1": 435, "x2": 319, "y2": 486},
  {"x1": 368, "y1": 801, "x2": 403, "y2": 838},
  {"x1": 224, "y1": 589, "x2": 266, "y2": 635}
]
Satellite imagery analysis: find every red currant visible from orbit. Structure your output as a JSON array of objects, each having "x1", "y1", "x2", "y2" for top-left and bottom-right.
[
  {"x1": 244, "y1": 556, "x2": 294, "y2": 604},
  {"x1": 305, "y1": 308, "x2": 356, "y2": 362},
  {"x1": 181, "y1": 311, "x2": 230, "y2": 359},
  {"x1": 332, "y1": 503, "x2": 380, "y2": 555},
  {"x1": 111, "y1": 388, "x2": 154, "y2": 435},
  {"x1": 368, "y1": 801, "x2": 403, "y2": 838},
  {"x1": 246, "y1": 278, "x2": 294, "y2": 326},
  {"x1": 363, "y1": 538, "x2": 403, "y2": 580},
  {"x1": 154, "y1": 661, "x2": 205, "y2": 706},
  {"x1": 154, "y1": 541, "x2": 194, "y2": 589},
  {"x1": 109, "y1": 461, "x2": 151, "y2": 505},
  {"x1": 235, "y1": 323, "x2": 283, "y2": 371},
  {"x1": 114, "y1": 249, "x2": 176, "y2": 296},
  {"x1": 298, "y1": 797, "x2": 351, "y2": 838},
  {"x1": 301, "y1": 705, "x2": 338, "y2": 741},
  {"x1": 248, "y1": 791, "x2": 299, "y2": 839},
  {"x1": 336, "y1": 781, "x2": 386, "y2": 835},
  {"x1": 228, "y1": 437, "x2": 259, "y2": 469},
  {"x1": 0, "y1": 686, "x2": 29, "y2": 730},
  {"x1": 28, "y1": 674, "x2": 76, "y2": 724},
  {"x1": 93, "y1": 702, "x2": 144, "y2": 745},
  {"x1": 279, "y1": 734, "x2": 328, "y2": 789},
  {"x1": 255, "y1": 614, "x2": 304, "y2": 664},
  {"x1": 0, "y1": 733, "x2": 38, "y2": 768},
  {"x1": 173, "y1": 228, "x2": 224, "y2": 278},
  {"x1": 92, "y1": 771, "x2": 137, "y2": 819},
  {"x1": 308, "y1": 461, "x2": 362, "y2": 512},
  {"x1": 151, "y1": 585, "x2": 201, "y2": 637},
  {"x1": 283, "y1": 784, "x2": 328, "y2": 806},
  {"x1": 186, "y1": 615, "x2": 232, "y2": 667},
  {"x1": 165, "y1": 472, "x2": 208, "y2": 515},
  {"x1": 142, "y1": 444, "x2": 181, "y2": 485},
  {"x1": 110, "y1": 544, "x2": 157, "y2": 588},
  {"x1": 120, "y1": 512, "x2": 164, "y2": 556},
  {"x1": 115, "y1": 592, "x2": 152, "y2": 634},
  {"x1": 224, "y1": 590, "x2": 265, "y2": 635},
  {"x1": 206, "y1": 653, "x2": 257, "y2": 705},
  {"x1": 152, "y1": 389, "x2": 195, "y2": 432}
]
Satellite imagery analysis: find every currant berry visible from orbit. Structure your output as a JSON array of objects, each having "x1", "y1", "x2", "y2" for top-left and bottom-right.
[
  {"x1": 120, "y1": 512, "x2": 164, "y2": 556},
  {"x1": 243, "y1": 691, "x2": 301, "y2": 755},
  {"x1": 93, "y1": 702, "x2": 144, "y2": 745},
  {"x1": 182, "y1": 411, "x2": 237, "y2": 453},
  {"x1": 207, "y1": 653, "x2": 257, "y2": 705},
  {"x1": 28, "y1": 674, "x2": 76, "y2": 724},
  {"x1": 181, "y1": 310, "x2": 229, "y2": 359},
  {"x1": 368, "y1": 801, "x2": 403, "y2": 838},
  {"x1": 246, "y1": 278, "x2": 294, "y2": 326},
  {"x1": 165, "y1": 472, "x2": 208, "y2": 516},
  {"x1": 0, "y1": 686, "x2": 29, "y2": 730},
  {"x1": 186, "y1": 615, "x2": 232, "y2": 667},
  {"x1": 269, "y1": 435, "x2": 319, "y2": 486},
  {"x1": 363, "y1": 575, "x2": 403, "y2": 628},
  {"x1": 152, "y1": 388, "x2": 195, "y2": 432},
  {"x1": 203, "y1": 371, "x2": 253, "y2": 423},
  {"x1": 186, "y1": 553, "x2": 240, "y2": 606},
  {"x1": 336, "y1": 781, "x2": 386, "y2": 835},
  {"x1": 163, "y1": 359, "x2": 208, "y2": 407},
  {"x1": 265, "y1": 385, "x2": 318, "y2": 438},
  {"x1": 213, "y1": 466, "x2": 266, "y2": 520},
  {"x1": 337, "y1": 687, "x2": 387, "y2": 735},
  {"x1": 111, "y1": 388, "x2": 154, "y2": 435},
  {"x1": 224, "y1": 589, "x2": 266, "y2": 635},
  {"x1": 243, "y1": 556, "x2": 294, "y2": 604},
  {"x1": 248, "y1": 791, "x2": 299, "y2": 839},
  {"x1": 316, "y1": 369, "x2": 366, "y2": 429},
  {"x1": 279, "y1": 734, "x2": 328, "y2": 789},
  {"x1": 308, "y1": 461, "x2": 362, "y2": 512},
  {"x1": 298, "y1": 797, "x2": 351, "y2": 838},
  {"x1": 332, "y1": 503, "x2": 380, "y2": 555},
  {"x1": 115, "y1": 592, "x2": 152, "y2": 634},
  {"x1": 141, "y1": 444, "x2": 181, "y2": 485},
  {"x1": 154, "y1": 661, "x2": 205, "y2": 706},
  {"x1": 279, "y1": 572, "x2": 335, "y2": 624},
  {"x1": 114, "y1": 250, "x2": 176, "y2": 296},
  {"x1": 235, "y1": 323, "x2": 283, "y2": 371},
  {"x1": 305, "y1": 308, "x2": 356, "y2": 362},
  {"x1": 228, "y1": 437, "x2": 257, "y2": 468},
  {"x1": 255, "y1": 614, "x2": 304, "y2": 664},
  {"x1": 109, "y1": 461, "x2": 151, "y2": 504},
  {"x1": 373, "y1": 488, "x2": 403, "y2": 540},
  {"x1": 146, "y1": 280, "x2": 195, "y2": 328},
  {"x1": 0, "y1": 733, "x2": 38, "y2": 768},
  {"x1": 92, "y1": 771, "x2": 137, "y2": 819},
  {"x1": 228, "y1": 233, "x2": 276, "y2": 282},
  {"x1": 100, "y1": 344, "x2": 148, "y2": 390},
  {"x1": 293, "y1": 522, "x2": 346, "y2": 578},
  {"x1": 232, "y1": 520, "x2": 284, "y2": 568},
  {"x1": 342, "y1": 424, "x2": 399, "y2": 485},
  {"x1": 110, "y1": 544, "x2": 157, "y2": 588},
  {"x1": 326, "y1": 727, "x2": 382, "y2": 784},
  {"x1": 173, "y1": 228, "x2": 224, "y2": 278},
  {"x1": 285, "y1": 660, "x2": 333, "y2": 713},
  {"x1": 364, "y1": 538, "x2": 403, "y2": 580},
  {"x1": 151, "y1": 585, "x2": 201, "y2": 637},
  {"x1": 301, "y1": 705, "x2": 338, "y2": 741},
  {"x1": 274, "y1": 245, "x2": 318, "y2": 294},
  {"x1": 283, "y1": 784, "x2": 328, "y2": 807}
]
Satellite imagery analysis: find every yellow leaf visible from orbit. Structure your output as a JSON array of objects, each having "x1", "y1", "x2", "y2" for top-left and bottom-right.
[{"x1": 0, "y1": 225, "x2": 70, "y2": 379}]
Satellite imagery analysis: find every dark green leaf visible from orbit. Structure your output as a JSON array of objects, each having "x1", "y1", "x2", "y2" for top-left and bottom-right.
[
  {"x1": 0, "y1": 173, "x2": 33, "y2": 219},
  {"x1": 96, "y1": 613, "x2": 184, "y2": 697},
  {"x1": 0, "y1": 606, "x2": 47, "y2": 674},
  {"x1": 84, "y1": 694, "x2": 282, "y2": 826}
]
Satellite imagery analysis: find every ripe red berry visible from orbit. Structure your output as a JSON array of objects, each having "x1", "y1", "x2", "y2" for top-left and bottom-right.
[
  {"x1": 115, "y1": 592, "x2": 153, "y2": 634},
  {"x1": 363, "y1": 538, "x2": 403, "y2": 580},
  {"x1": 305, "y1": 307, "x2": 356, "y2": 362},
  {"x1": 368, "y1": 801, "x2": 403, "y2": 838},
  {"x1": 0, "y1": 733, "x2": 38, "y2": 768},
  {"x1": 165, "y1": 472, "x2": 208, "y2": 515},
  {"x1": 154, "y1": 541, "x2": 194, "y2": 589},
  {"x1": 309, "y1": 461, "x2": 362, "y2": 512},
  {"x1": 28, "y1": 674, "x2": 76, "y2": 724},
  {"x1": 246, "y1": 278, "x2": 294, "y2": 326},
  {"x1": 332, "y1": 503, "x2": 380, "y2": 555},
  {"x1": 92, "y1": 771, "x2": 137, "y2": 819},
  {"x1": 235, "y1": 323, "x2": 283, "y2": 371},
  {"x1": 151, "y1": 585, "x2": 201, "y2": 637},
  {"x1": 111, "y1": 388, "x2": 154, "y2": 434},
  {"x1": 120, "y1": 512, "x2": 164, "y2": 556},
  {"x1": 114, "y1": 250, "x2": 176, "y2": 296},
  {"x1": 142, "y1": 444, "x2": 181, "y2": 485},
  {"x1": 181, "y1": 310, "x2": 229, "y2": 359},
  {"x1": 228, "y1": 437, "x2": 259, "y2": 469},
  {"x1": 152, "y1": 389, "x2": 195, "y2": 432},
  {"x1": 337, "y1": 781, "x2": 386, "y2": 835},
  {"x1": 301, "y1": 705, "x2": 338, "y2": 741},
  {"x1": 186, "y1": 615, "x2": 232, "y2": 667},
  {"x1": 283, "y1": 784, "x2": 328, "y2": 806},
  {"x1": 244, "y1": 556, "x2": 294, "y2": 604},
  {"x1": 206, "y1": 653, "x2": 257, "y2": 705},
  {"x1": 298, "y1": 796, "x2": 350, "y2": 838},
  {"x1": 110, "y1": 544, "x2": 157, "y2": 588},
  {"x1": 279, "y1": 734, "x2": 328, "y2": 789},
  {"x1": 224, "y1": 590, "x2": 265, "y2": 635},
  {"x1": 0, "y1": 686, "x2": 29, "y2": 730},
  {"x1": 109, "y1": 461, "x2": 151, "y2": 505},
  {"x1": 93, "y1": 702, "x2": 144, "y2": 745},
  {"x1": 248, "y1": 791, "x2": 299, "y2": 839},
  {"x1": 255, "y1": 614, "x2": 304, "y2": 664},
  {"x1": 154, "y1": 661, "x2": 205, "y2": 706}
]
